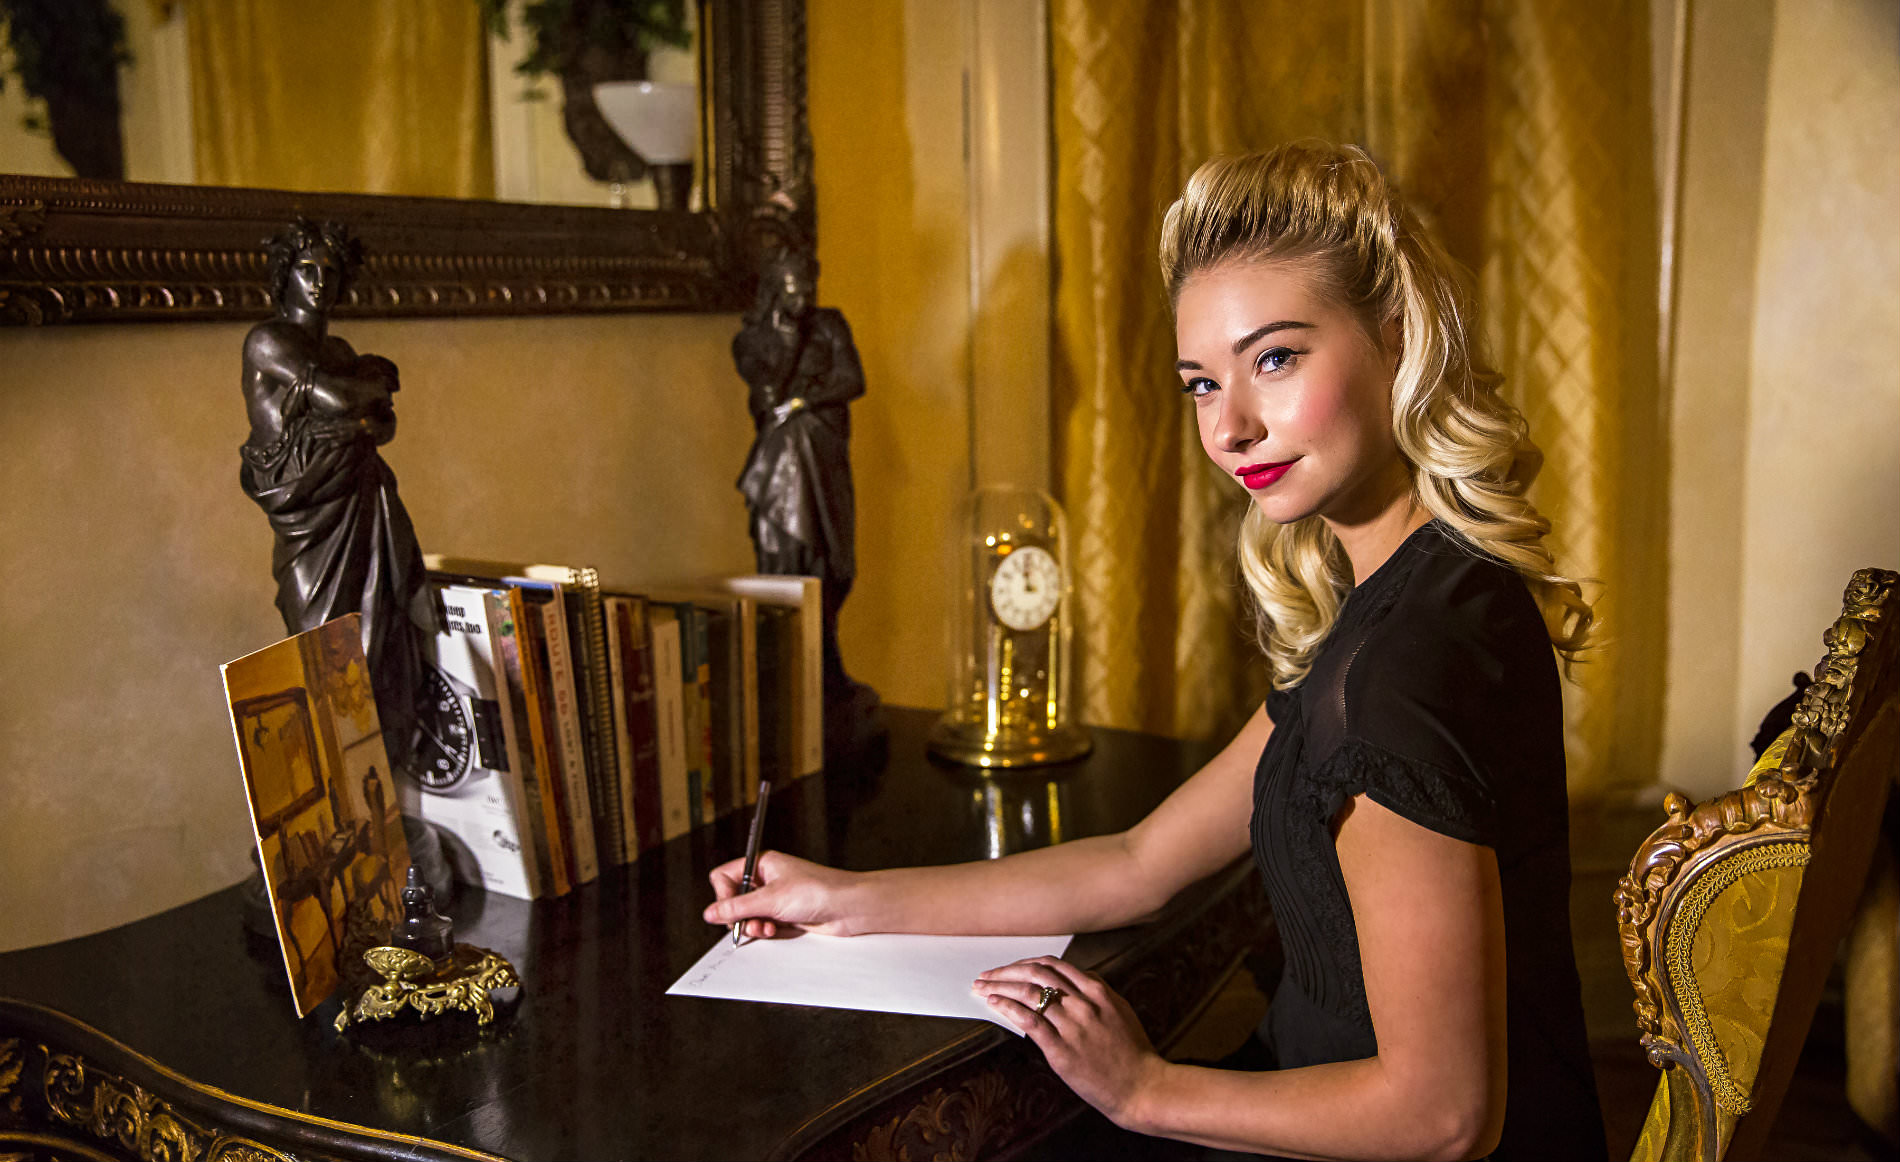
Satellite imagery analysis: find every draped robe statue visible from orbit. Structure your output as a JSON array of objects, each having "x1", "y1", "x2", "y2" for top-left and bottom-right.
[
  {"x1": 733, "y1": 251, "x2": 883, "y2": 758},
  {"x1": 240, "y1": 220, "x2": 434, "y2": 770}
]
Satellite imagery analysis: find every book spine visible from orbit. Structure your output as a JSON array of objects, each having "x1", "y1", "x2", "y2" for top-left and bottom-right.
[
  {"x1": 738, "y1": 598, "x2": 760, "y2": 805},
  {"x1": 693, "y1": 609, "x2": 715, "y2": 821},
  {"x1": 486, "y1": 590, "x2": 567, "y2": 897},
  {"x1": 618, "y1": 598, "x2": 664, "y2": 856},
  {"x1": 755, "y1": 606, "x2": 792, "y2": 785},
  {"x1": 518, "y1": 600, "x2": 577, "y2": 888},
  {"x1": 668, "y1": 603, "x2": 705, "y2": 829},
  {"x1": 563, "y1": 586, "x2": 622, "y2": 868},
  {"x1": 570, "y1": 572, "x2": 627, "y2": 866},
  {"x1": 539, "y1": 588, "x2": 601, "y2": 882},
  {"x1": 796, "y1": 579, "x2": 823, "y2": 776},
  {"x1": 478, "y1": 592, "x2": 544, "y2": 899},
  {"x1": 603, "y1": 596, "x2": 639, "y2": 867},
  {"x1": 649, "y1": 613, "x2": 691, "y2": 841},
  {"x1": 706, "y1": 609, "x2": 735, "y2": 821}
]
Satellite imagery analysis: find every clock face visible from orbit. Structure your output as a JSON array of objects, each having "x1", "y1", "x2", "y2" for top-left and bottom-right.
[
  {"x1": 412, "y1": 667, "x2": 474, "y2": 793},
  {"x1": 990, "y1": 545, "x2": 1061, "y2": 632}
]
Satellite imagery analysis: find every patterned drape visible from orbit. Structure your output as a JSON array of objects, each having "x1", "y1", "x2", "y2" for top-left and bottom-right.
[
  {"x1": 1051, "y1": 0, "x2": 1664, "y2": 798},
  {"x1": 186, "y1": 0, "x2": 494, "y2": 198}
]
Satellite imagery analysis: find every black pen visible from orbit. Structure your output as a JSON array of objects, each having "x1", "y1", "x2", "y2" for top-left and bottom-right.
[{"x1": 731, "y1": 780, "x2": 773, "y2": 946}]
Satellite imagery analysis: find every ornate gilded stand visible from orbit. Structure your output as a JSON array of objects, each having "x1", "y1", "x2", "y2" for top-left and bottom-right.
[{"x1": 333, "y1": 946, "x2": 519, "y2": 1033}]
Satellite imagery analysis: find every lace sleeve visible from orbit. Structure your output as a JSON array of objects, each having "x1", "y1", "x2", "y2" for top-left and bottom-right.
[{"x1": 1340, "y1": 738, "x2": 1498, "y2": 846}]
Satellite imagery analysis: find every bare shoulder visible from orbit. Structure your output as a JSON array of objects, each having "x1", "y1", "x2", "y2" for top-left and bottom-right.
[{"x1": 243, "y1": 318, "x2": 312, "y2": 362}]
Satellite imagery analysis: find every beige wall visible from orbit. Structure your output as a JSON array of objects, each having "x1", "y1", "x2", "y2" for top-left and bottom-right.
[
  {"x1": 1661, "y1": 0, "x2": 1900, "y2": 799},
  {"x1": 1731, "y1": 0, "x2": 1900, "y2": 777}
]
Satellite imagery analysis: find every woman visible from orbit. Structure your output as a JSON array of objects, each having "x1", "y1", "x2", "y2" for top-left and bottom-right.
[{"x1": 703, "y1": 142, "x2": 1606, "y2": 1161}]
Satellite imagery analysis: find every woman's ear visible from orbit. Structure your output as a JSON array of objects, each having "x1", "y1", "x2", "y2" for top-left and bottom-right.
[{"x1": 1380, "y1": 317, "x2": 1403, "y2": 372}]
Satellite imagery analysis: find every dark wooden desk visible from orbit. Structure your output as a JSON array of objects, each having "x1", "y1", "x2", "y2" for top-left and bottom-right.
[{"x1": 0, "y1": 708, "x2": 1271, "y2": 1161}]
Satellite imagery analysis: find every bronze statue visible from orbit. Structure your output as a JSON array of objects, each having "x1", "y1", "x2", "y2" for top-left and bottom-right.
[
  {"x1": 732, "y1": 249, "x2": 884, "y2": 761},
  {"x1": 240, "y1": 219, "x2": 434, "y2": 771}
]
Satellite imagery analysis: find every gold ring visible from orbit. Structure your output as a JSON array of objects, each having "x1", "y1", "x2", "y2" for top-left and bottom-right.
[{"x1": 1034, "y1": 986, "x2": 1061, "y2": 1015}]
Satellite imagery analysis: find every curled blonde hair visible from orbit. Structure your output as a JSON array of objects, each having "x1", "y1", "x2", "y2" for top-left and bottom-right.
[{"x1": 1159, "y1": 141, "x2": 1592, "y2": 689}]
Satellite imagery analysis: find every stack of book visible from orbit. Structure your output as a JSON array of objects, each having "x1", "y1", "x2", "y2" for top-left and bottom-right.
[{"x1": 413, "y1": 555, "x2": 825, "y2": 900}]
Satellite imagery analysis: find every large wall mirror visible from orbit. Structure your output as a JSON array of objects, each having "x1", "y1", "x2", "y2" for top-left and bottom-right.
[{"x1": 0, "y1": 0, "x2": 810, "y2": 324}]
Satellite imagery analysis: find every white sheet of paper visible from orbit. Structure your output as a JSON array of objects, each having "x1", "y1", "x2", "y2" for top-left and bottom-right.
[{"x1": 666, "y1": 931, "x2": 1075, "y2": 1033}]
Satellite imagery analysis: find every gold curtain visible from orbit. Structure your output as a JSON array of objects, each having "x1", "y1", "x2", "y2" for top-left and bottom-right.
[
  {"x1": 1051, "y1": 0, "x2": 1665, "y2": 798},
  {"x1": 186, "y1": 0, "x2": 494, "y2": 199}
]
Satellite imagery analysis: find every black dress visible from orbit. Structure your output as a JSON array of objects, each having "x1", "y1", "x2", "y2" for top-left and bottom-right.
[{"x1": 1251, "y1": 520, "x2": 1606, "y2": 1161}]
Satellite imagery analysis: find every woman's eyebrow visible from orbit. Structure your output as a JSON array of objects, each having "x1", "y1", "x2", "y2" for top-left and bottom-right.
[
  {"x1": 1176, "y1": 320, "x2": 1317, "y2": 371},
  {"x1": 1229, "y1": 319, "x2": 1315, "y2": 355}
]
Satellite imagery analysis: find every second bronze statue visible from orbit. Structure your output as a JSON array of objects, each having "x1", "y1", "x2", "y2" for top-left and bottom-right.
[{"x1": 733, "y1": 248, "x2": 886, "y2": 765}]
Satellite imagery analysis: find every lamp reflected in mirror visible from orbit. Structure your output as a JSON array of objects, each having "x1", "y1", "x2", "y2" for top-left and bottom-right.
[{"x1": 593, "y1": 80, "x2": 697, "y2": 210}]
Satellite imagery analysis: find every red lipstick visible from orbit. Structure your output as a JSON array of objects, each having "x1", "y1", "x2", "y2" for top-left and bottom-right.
[{"x1": 1236, "y1": 459, "x2": 1296, "y2": 490}]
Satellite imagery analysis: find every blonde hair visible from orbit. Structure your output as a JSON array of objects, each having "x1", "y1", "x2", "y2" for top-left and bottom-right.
[{"x1": 1159, "y1": 141, "x2": 1592, "y2": 689}]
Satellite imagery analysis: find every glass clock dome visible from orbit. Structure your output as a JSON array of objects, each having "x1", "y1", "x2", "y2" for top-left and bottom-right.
[{"x1": 928, "y1": 485, "x2": 1091, "y2": 768}]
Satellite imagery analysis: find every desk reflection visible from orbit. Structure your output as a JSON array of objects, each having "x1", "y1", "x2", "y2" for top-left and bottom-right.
[{"x1": 960, "y1": 773, "x2": 1070, "y2": 858}]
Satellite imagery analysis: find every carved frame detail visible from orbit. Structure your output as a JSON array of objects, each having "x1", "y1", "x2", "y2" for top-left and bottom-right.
[
  {"x1": 0, "y1": 0, "x2": 811, "y2": 326},
  {"x1": 0, "y1": 1002, "x2": 503, "y2": 1162}
]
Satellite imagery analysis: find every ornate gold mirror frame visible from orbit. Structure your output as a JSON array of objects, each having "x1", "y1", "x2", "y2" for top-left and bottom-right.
[{"x1": 0, "y1": 0, "x2": 809, "y2": 326}]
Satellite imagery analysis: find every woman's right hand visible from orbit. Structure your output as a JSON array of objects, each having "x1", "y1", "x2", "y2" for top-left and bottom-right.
[{"x1": 702, "y1": 851, "x2": 864, "y2": 939}]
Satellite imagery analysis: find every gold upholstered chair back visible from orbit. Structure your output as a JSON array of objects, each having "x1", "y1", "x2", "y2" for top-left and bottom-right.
[{"x1": 1617, "y1": 568, "x2": 1900, "y2": 1162}]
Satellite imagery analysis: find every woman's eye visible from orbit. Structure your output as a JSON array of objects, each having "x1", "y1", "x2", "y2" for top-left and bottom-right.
[
  {"x1": 1256, "y1": 346, "x2": 1300, "y2": 375},
  {"x1": 1179, "y1": 377, "x2": 1218, "y2": 399}
]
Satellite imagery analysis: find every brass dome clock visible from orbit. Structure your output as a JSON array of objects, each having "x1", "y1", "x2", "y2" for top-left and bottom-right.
[{"x1": 928, "y1": 486, "x2": 1091, "y2": 768}]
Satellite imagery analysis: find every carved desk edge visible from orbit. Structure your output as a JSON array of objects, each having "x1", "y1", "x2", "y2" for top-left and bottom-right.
[
  {"x1": 0, "y1": 0, "x2": 812, "y2": 326},
  {"x1": 1611, "y1": 568, "x2": 1900, "y2": 1122},
  {"x1": 769, "y1": 859, "x2": 1273, "y2": 1162},
  {"x1": 0, "y1": 998, "x2": 506, "y2": 1162}
]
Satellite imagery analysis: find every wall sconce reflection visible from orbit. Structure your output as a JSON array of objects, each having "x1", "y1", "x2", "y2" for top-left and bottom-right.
[{"x1": 972, "y1": 776, "x2": 1069, "y2": 859}]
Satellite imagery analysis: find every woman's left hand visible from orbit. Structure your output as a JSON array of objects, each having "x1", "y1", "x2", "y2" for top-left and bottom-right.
[{"x1": 972, "y1": 956, "x2": 1164, "y2": 1127}]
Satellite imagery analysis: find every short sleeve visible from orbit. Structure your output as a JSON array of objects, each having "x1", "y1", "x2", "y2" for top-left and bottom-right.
[
  {"x1": 1331, "y1": 549, "x2": 1556, "y2": 848},
  {"x1": 1348, "y1": 739, "x2": 1497, "y2": 846}
]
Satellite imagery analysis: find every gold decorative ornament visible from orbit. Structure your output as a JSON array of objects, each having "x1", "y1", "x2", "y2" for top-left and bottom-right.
[
  {"x1": 0, "y1": 1039, "x2": 21, "y2": 1106},
  {"x1": 929, "y1": 486, "x2": 1091, "y2": 768},
  {"x1": 42, "y1": 1051, "x2": 296, "y2": 1162},
  {"x1": 334, "y1": 944, "x2": 521, "y2": 1031},
  {"x1": 1613, "y1": 567, "x2": 1898, "y2": 1153}
]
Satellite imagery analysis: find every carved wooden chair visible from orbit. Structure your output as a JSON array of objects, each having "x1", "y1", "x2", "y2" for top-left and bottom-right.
[{"x1": 1617, "y1": 567, "x2": 1900, "y2": 1161}]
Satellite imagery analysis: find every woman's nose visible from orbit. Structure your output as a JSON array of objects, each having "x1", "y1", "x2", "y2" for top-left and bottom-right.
[{"x1": 1212, "y1": 398, "x2": 1263, "y2": 454}]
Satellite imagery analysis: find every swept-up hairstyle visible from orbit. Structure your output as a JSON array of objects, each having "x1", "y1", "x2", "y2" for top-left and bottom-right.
[
  {"x1": 1159, "y1": 141, "x2": 1592, "y2": 690},
  {"x1": 265, "y1": 218, "x2": 364, "y2": 309}
]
